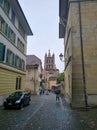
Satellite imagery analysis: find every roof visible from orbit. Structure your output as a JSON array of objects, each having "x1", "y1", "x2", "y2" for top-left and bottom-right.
[
  {"x1": 10, "y1": 0, "x2": 33, "y2": 35},
  {"x1": 26, "y1": 55, "x2": 42, "y2": 66},
  {"x1": 59, "y1": 0, "x2": 69, "y2": 38},
  {"x1": 42, "y1": 69, "x2": 46, "y2": 75}
]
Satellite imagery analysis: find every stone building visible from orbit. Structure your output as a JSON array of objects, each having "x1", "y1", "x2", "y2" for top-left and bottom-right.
[
  {"x1": 59, "y1": 0, "x2": 97, "y2": 108},
  {"x1": 43, "y1": 50, "x2": 59, "y2": 90},
  {"x1": 26, "y1": 55, "x2": 42, "y2": 95},
  {"x1": 0, "y1": 0, "x2": 33, "y2": 105}
]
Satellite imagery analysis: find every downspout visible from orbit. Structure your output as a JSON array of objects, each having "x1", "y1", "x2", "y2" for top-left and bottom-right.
[{"x1": 78, "y1": 1, "x2": 88, "y2": 110}]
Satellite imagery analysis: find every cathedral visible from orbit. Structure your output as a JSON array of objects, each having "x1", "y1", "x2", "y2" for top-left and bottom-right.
[
  {"x1": 42, "y1": 50, "x2": 59, "y2": 90},
  {"x1": 44, "y1": 50, "x2": 56, "y2": 71}
]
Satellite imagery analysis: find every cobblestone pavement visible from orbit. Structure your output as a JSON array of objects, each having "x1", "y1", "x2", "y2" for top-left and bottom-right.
[
  {"x1": 0, "y1": 93, "x2": 97, "y2": 130},
  {"x1": 21, "y1": 93, "x2": 97, "y2": 130}
]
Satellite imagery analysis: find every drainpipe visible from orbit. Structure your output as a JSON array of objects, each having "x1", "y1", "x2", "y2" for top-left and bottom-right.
[{"x1": 78, "y1": 1, "x2": 88, "y2": 110}]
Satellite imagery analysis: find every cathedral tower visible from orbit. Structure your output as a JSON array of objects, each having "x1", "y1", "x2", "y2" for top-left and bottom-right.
[{"x1": 44, "y1": 50, "x2": 56, "y2": 71}]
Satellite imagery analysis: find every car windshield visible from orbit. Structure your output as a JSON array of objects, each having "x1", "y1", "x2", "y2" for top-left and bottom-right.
[{"x1": 9, "y1": 92, "x2": 22, "y2": 97}]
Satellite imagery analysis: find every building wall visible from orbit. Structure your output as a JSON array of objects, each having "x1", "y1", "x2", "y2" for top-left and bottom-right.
[
  {"x1": 0, "y1": 0, "x2": 31, "y2": 105},
  {"x1": 49, "y1": 80, "x2": 57, "y2": 90},
  {"x1": 26, "y1": 65, "x2": 41, "y2": 95},
  {"x1": 65, "y1": 1, "x2": 97, "y2": 108},
  {"x1": 0, "y1": 66, "x2": 26, "y2": 105}
]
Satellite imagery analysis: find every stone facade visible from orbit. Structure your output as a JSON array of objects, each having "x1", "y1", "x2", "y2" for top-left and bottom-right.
[
  {"x1": 26, "y1": 55, "x2": 42, "y2": 95},
  {"x1": 59, "y1": 0, "x2": 97, "y2": 108}
]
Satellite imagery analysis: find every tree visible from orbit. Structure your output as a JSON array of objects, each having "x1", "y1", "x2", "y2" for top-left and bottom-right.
[{"x1": 57, "y1": 72, "x2": 64, "y2": 83}]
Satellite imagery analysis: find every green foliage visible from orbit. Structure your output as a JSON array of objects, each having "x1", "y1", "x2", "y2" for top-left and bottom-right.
[{"x1": 57, "y1": 72, "x2": 64, "y2": 83}]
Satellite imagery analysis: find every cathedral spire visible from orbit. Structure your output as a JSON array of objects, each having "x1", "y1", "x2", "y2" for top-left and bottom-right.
[{"x1": 48, "y1": 49, "x2": 51, "y2": 57}]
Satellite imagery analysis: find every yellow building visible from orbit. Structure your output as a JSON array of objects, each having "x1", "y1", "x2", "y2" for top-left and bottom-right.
[
  {"x1": 59, "y1": 0, "x2": 97, "y2": 108},
  {"x1": 0, "y1": 0, "x2": 33, "y2": 105},
  {"x1": 49, "y1": 76, "x2": 57, "y2": 90}
]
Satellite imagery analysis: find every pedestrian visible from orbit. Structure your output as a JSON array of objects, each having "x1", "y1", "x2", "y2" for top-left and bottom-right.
[{"x1": 55, "y1": 88, "x2": 61, "y2": 102}]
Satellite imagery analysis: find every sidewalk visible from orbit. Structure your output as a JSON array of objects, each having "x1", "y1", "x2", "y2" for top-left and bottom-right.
[{"x1": 21, "y1": 93, "x2": 97, "y2": 130}]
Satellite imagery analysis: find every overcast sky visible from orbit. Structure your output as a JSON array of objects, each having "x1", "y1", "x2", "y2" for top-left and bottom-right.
[{"x1": 18, "y1": 0, "x2": 64, "y2": 72}]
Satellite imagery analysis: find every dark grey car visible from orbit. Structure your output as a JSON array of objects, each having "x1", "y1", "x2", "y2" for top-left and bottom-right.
[{"x1": 3, "y1": 91, "x2": 31, "y2": 109}]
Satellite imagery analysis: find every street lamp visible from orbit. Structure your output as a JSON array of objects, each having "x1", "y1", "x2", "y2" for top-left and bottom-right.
[{"x1": 59, "y1": 53, "x2": 65, "y2": 62}]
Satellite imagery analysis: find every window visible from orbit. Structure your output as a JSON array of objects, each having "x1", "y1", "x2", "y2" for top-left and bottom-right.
[
  {"x1": 17, "y1": 38, "x2": 24, "y2": 53},
  {"x1": 10, "y1": 29, "x2": 16, "y2": 44},
  {"x1": 6, "y1": 49, "x2": 16, "y2": 66},
  {"x1": 11, "y1": 10, "x2": 15, "y2": 24},
  {"x1": 22, "y1": 59, "x2": 25, "y2": 70},
  {"x1": 0, "y1": 15, "x2": 8, "y2": 37},
  {"x1": 0, "y1": 42, "x2": 5, "y2": 61},
  {"x1": 16, "y1": 76, "x2": 21, "y2": 90},
  {"x1": 15, "y1": 55, "x2": 19, "y2": 69},
  {"x1": 0, "y1": 17, "x2": 6, "y2": 34},
  {"x1": 4, "y1": 0, "x2": 10, "y2": 15},
  {"x1": 6, "y1": 49, "x2": 13, "y2": 65},
  {"x1": 19, "y1": 22, "x2": 25, "y2": 38}
]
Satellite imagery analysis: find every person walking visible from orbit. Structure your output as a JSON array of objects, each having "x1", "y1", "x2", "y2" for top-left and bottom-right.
[{"x1": 55, "y1": 88, "x2": 61, "y2": 102}]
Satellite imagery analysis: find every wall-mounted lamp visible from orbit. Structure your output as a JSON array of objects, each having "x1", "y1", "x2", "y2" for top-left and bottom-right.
[
  {"x1": 59, "y1": 17, "x2": 67, "y2": 28},
  {"x1": 59, "y1": 53, "x2": 64, "y2": 62}
]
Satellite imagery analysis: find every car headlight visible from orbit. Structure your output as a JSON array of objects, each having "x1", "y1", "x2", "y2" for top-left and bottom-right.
[{"x1": 15, "y1": 100, "x2": 21, "y2": 103}]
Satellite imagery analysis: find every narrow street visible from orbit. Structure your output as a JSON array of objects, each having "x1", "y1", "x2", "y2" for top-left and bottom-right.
[{"x1": 0, "y1": 93, "x2": 97, "y2": 130}]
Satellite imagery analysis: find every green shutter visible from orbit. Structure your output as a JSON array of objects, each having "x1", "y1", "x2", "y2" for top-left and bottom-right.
[
  {"x1": 8, "y1": 26, "x2": 10, "y2": 38},
  {"x1": 0, "y1": 0, "x2": 3, "y2": 5},
  {"x1": 0, "y1": 43, "x2": 5, "y2": 61},
  {"x1": 15, "y1": 55, "x2": 17, "y2": 67},
  {"x1": 2, "y1": 44, "x2": 5, "y2": 61},
  {"x1": 14, "y1": 33, "x2": 16, "y2": 44},
  {"x1": 12, "y1": 53, "x2": 15, "y2": 66},
  {"x1": 0, "y1": 15, "x2": 1, "y2": 31},
  {"x1": 7, "y1": 2, "x2": 10, "y2": 14},
  {"x1": 6, "y1": 49, "x2": 9, "y2": 64},
  {"x1": 5, "y1": 23, "x2": 8, "y2": 36}
]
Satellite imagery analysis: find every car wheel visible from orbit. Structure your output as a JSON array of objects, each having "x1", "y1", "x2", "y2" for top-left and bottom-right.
[{"x1": 19, "y1": 102, "x2": 24, "y2": 109}]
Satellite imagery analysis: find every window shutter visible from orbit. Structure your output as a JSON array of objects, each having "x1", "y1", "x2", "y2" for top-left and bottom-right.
[
  {"x1": 7, "y1": 2, "x2": 10, "y2": 15},
  {"x1": 2, "y1": 44, "x2": 5, "y2": 61},
  {"x1": 12, "y1": 53, "x2": 15, "y2": 66},
  {"x1": 0, "y1": 43, "x2": 5, "y2": 61},
  {"x1": 14, "y1": 33, "x2": 16, "y2": 44},
  {"x1": 0, "y1": 0, "x2": 3, "y2": 5},
  {"x1": 5, "y1": 23, "x2": 8, "y2": 36},
  {"x1": 0, "y1": 15, "x2": 1, "y2": 31},
  {"x1": 8, "y1": 26, "x2": 10, "y2": 38},
  {"x1": 6, "y1": 49, "x2": 9, "y2": 64},
  {"x1": 15, "y1": 55, "x2": 17, "y2": 67}
]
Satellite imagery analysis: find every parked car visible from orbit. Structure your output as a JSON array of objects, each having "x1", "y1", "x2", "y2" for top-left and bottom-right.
[{"x1": 3, "y1": 91, "x2": 31, "y2": 109}]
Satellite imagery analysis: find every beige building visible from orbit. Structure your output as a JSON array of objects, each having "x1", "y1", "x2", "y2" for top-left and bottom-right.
[
  {"x1": 59, "y1": 0, "x2": 97, "y2": 108},
  {"x1": 26, "y1": 55, "x2": 42, "y2": 95},
  {"x1": 0, "y1": 0, "x2": 33, "y2": 105}
]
